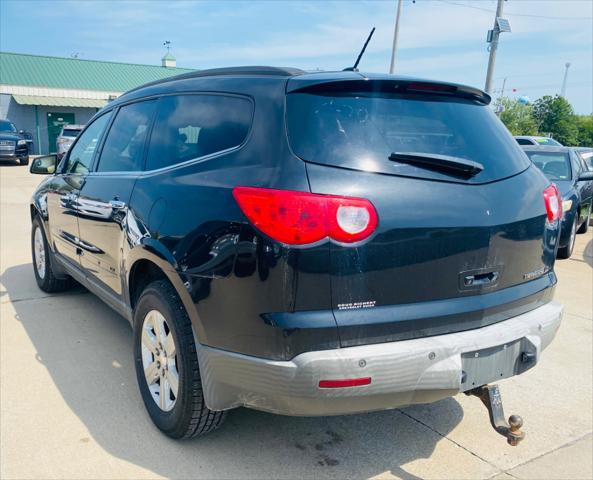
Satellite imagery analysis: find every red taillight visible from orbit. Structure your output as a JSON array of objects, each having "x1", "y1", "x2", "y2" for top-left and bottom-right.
[
  {"x1": 318, "y1": 377, "x2": 371, "y2": 388},
  {"x1": 232, "y1": 187, "x2": 378, "y2": 246},
  {"x1": 543, "y1": 183, "x2": 562, "y2": 222},
  {"x1": 407, "y1": 82, "x2": 457, "y2": 93}
]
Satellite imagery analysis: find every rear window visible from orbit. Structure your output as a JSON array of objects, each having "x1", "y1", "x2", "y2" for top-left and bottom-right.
[
  {"x1": 525, "y1": 152, "x2": 571, "y2": 181},
  {"x1": 62, "y1": 128, "x2": 81, "y2": 137},
  {"x1": 287, "y1": 91, "x2": 530, "y2": 183},
  {"x1": 535, "y1": 137, "x2": 562, "y2": 146}
]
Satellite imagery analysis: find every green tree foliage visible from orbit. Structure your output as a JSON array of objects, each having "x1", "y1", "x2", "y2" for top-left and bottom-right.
[
  {"x1": 497, "y1": 98, "x2": 538, "y2": 136},
  {"x1": 575, "y1": 115, "x2": 593, "y2": 147},
  {"x1": 497, "y1": 95, "x2": 591, "y2": 146},
  {"x1": 531, "y1": 95, "x2": 579, "y2": 145}
]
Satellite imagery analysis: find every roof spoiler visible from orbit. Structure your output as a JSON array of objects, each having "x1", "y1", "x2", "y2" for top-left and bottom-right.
[{"x1": 287, "y1": 79, "x2": 491, "y2": 105}]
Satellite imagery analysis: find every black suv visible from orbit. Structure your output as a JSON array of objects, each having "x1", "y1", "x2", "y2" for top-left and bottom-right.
[
  {"x1": 29, "y1": 67, "x2": 564, "y2": 440},
  {"x1": 0, "y1": 119, "x2": 29, "y2": 165}
]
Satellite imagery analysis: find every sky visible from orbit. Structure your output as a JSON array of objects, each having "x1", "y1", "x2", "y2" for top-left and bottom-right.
[{"x1": 1, "y1": 0, "x2": 592, "y2": 113}]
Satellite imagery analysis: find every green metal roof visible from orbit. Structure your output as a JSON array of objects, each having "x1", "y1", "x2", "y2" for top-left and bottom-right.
[
  {"x1": 0, "y1": 52, "x2": 194, "y2": 92},
  {"x1": 13, "y1": 94, "x2": 107, "y2": 108}
]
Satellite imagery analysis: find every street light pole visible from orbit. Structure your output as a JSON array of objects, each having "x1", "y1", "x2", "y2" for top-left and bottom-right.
[
  {"x1": 484, "y1": 0, "x2": 506, "y2": 94},
  {"x1": 389, "y1": 0, "x2": 403, "y2": 74},
  {"x1": 560, "y1": 62, "x2": 571, "y2": 98}
]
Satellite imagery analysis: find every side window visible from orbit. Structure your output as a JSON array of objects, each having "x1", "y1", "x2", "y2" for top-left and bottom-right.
[
  {"x1": 64, "y1": 113, "x2": 111, "y2": 174},
  {"x1": 570, "y1": 152, "x2": 582, "y2": 178},
  {"x1": 96, "y1": 100, "x2": 157, "y2": 172},
  {"x1": 146, "y1": 94, "x2": 252, "y2": 171},
  {"x1": 516, "y1": 139, "x2": 532, "y2": 145}
]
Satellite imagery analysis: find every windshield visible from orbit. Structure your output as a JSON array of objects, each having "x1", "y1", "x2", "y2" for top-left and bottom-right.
[
  {"x1": 525, "y1": 151, "x2": 571, "y2": 181},
  {"x1": 286, "y1": 91, "x2": 530, "y2": 183},
  {"x1": 0, "y1": 120, "x2": 17, "y2": 133}
]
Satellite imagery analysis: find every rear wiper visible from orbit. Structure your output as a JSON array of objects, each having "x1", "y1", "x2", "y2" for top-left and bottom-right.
[{"x1": 388, "y1": 152, "x2": 484, "y2": 177}]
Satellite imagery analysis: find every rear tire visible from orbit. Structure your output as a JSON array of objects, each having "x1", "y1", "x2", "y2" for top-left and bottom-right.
[
  {"x1": 133, "y1": 280, "x2": 226, "y2": 439},
  {"x1": 557, "y1": 217, "x2": 577, "y2": 259},
  {"x1": 577, "y1": 210, "x2": 589, "y2": 234},
  {"x1": 31, "y1": 216, "x2": 72, "y2": 292}
]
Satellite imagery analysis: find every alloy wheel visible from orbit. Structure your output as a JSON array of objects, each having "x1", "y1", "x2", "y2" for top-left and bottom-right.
[
  {"x1": 141, "y1": 310, "x2": 179, "y2": 412},
  {"x1": 33, "y1": 227, "x2": 46, "y2": 280}
]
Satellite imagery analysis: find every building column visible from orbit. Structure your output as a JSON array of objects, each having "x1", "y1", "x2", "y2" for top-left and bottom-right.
[{"x1": 35, "y1": 105, "x2": 41, "y2": 155}]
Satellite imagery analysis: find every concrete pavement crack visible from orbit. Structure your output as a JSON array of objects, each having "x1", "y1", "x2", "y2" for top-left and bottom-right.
[
  {"x1": 0, "y1": 291, "x2": 88, "y2": 306},
  {"x1": 498, "y1": 431, "x2": 593, "y2": 477},
  {"x1": 396, "y1": 408, "x2": 504, "y2": 475}
]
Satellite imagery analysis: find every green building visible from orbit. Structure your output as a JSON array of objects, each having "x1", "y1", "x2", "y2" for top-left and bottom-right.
[{"x1": 0, "y1": 51, "x2": 193, "y2": 154}]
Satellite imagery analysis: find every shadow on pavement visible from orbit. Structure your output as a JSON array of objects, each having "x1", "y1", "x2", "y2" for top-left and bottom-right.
[
  {"x1": 2, "y1": 262, "x2": 464, "y2": 479},
  {"x1": 582, "y1": 238, "x2": 592, "y2": 268}
]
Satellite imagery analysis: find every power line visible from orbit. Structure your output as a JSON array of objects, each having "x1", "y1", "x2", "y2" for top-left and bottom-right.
[{"x1": 435, "y1": 0, "x2": 592, "y2": 20}]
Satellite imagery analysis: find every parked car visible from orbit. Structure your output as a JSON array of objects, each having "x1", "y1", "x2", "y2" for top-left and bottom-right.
[
  {"x1": 575, "y1": 147, "x2": 593, "y2": 170},
  {"x1": 514, "y1": 136, "x2": 563, "y2": 146},
  {"x1": 56, "y1": 124, "x2": 84, "y2": 159},
  {"x1": 29, "y1": 67, "x2": 564, "y2": 440},
  {"x1": 522, "y1": 146, "x2": 593, "y2": 258},
  {"x1": 0, "y1": 119, "x2": 29, "y2": 165}
]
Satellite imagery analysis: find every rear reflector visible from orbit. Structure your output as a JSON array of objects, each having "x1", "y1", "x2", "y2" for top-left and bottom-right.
[
  {"x1": 318, "y1": 377, "x2": 372, "y2": 389},
  {"x1": 232, "y1": 186, "x2": 378, "y2": 245},
  {"x1": 543, "y1": 183, "x2": 562, "y2": 222}
]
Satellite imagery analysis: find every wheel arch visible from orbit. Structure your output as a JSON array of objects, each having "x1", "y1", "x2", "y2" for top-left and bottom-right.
[{"x1": 126, "y1": 247, "x2": 206, "y2": 342}]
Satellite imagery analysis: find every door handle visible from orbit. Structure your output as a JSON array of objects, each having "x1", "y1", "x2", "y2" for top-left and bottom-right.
[
  {"x1": 464, "y1": 271, "x2": 499, "y2": 287},
  {"x1": 109, "y1": 199, "x2": 126, "y2": 210}
]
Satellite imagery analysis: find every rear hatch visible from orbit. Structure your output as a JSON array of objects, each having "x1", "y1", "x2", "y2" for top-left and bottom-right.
[{"x1": 286, "y1": 77, "x2": 558, "y2": 347}]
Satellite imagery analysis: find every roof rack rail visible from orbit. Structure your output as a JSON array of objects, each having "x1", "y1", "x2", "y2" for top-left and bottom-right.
[{"x1": 125, "y1": 66, "x2": 305, "y2": 94}]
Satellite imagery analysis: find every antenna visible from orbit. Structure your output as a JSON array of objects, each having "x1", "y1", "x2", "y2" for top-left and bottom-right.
[{"x1": 344, "y1": 27, "x2": 376, "y2": 72}]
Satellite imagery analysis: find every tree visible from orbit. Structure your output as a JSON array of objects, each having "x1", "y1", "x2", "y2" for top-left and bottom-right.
[
  {"x1": 497, "y1": 97, "x2": 538, "y2": 135},
  {"x1": 532, "y1": 95, "x2": 579, "y2": 145},
  {"x1": 575, "y1": 115, "x2": 593, "y2": 147}
]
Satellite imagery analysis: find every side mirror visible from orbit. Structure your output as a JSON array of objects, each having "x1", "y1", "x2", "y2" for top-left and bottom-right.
[
  {"x1": 18, "y1": 129, "x2": 25, "y2": 135},
  {"x1": 578, "y1": 171, "x2": 593, "y2": 182},
  {"x1": 30, "y1": 155, "x2": 58, "y2": 175}
]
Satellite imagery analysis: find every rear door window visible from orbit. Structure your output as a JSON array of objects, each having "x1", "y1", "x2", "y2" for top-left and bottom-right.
[
  {"x1": 146, "y1": 94, "x2": 252, "y2": 171},
  {"x1": 286, "y1": 89, "x2": 530, "y2": 184},
  {"x1": 96, "y1": 100, "x2": 157, "y2": 172}
]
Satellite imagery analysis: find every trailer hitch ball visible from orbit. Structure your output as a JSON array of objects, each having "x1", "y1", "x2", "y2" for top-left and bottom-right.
[
  {"x1": 466, "y1": 384, "x2": 525, "y2": 446},
  {"x1": 507, "y1": 414, "x2": 524, "y2": 446}
]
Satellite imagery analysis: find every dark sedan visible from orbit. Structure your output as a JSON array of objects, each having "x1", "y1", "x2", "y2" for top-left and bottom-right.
[{"x1": 522, "y1": 145, "x2": 593, "y2": 258}]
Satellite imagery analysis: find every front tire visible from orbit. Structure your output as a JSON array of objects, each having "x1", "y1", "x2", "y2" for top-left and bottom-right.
[
  {"x1": 31, "y1": 216, "x2": 72, "y2": 292},
  {"x1": 133, "y1": 280, "x2": 226, "y2": 439},
  {"x1": 19, "y1": 156, "x2": 29, "y2": 166},
  {"x1": 557, "y1": 217, "x2": 577, "y2": 259}
]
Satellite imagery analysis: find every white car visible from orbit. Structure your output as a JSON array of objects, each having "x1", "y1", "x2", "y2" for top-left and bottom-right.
[
  {"x1": 514, "y1": 135, "x2": 563, "y2": 146},
  {"x1": 56, "y1": 124, "x2": 85, "y2": 159}
]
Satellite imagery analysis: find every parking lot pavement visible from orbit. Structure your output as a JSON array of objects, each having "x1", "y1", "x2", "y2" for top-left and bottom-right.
[{"x1": 1, "y1": 162, "x2": 592, "y2": 480}]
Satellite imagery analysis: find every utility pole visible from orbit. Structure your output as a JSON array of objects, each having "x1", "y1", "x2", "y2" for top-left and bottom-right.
[
  {"x1": 560, "y1": 62, "x2": 571, "y2": 97},
  {"x1": 500, "y1": 77, "x2": 507, "y2": 99},
  {"x1": 484, "y1": 0, "x2": 506, "y2": 94},
  {"x1": 389, "y1": 0, "x2": 403, "y2": 74}
]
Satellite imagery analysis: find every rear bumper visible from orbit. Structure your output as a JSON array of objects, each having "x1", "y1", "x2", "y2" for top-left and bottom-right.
[{"x1": 198, "y1": 301, "x2": 563, "y2": 416}]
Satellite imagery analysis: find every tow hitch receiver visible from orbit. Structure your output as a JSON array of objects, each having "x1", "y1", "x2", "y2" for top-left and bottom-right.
[{"x1": 466, "y1": 384, "x2": 525, "y2": 446}]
